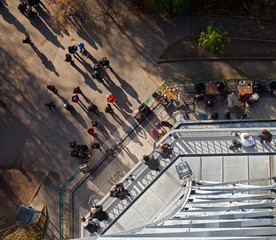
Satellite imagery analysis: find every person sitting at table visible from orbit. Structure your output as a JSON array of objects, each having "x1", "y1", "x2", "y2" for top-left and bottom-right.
[
  {"x1": 239, "y1": 92, "x2": 249, "y2": 103},
  {"x1": 253, "y1": 82, "x2": 265, "y2": 94},
  {"x1": 204, "y1": 94, "x2": 215, "y2": 106},
  {"x1": 152, "y1": 92, "x2": 163, "y2": 102},
  {"x1": 268, "y1": 81, "x2": 276, "y2": 95},
  {"x1": 216, "y1": 82, "x2": 225, "y2": 92},
  {"x1": 195, "y1": 82, "x2": 205, "y2": 94}
]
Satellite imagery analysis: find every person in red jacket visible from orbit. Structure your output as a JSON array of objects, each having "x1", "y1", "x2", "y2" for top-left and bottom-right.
[
  {"x1": 106, "y1": 94, "x2": 115, "y2": 104},
  {"x1": 239, "y1": 92, "x2": 249, "y2": 103}
]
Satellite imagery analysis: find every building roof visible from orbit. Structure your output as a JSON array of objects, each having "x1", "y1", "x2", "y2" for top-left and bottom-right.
[{"x1": 76, "y1": 119, "x2": 276, "y2": 240}]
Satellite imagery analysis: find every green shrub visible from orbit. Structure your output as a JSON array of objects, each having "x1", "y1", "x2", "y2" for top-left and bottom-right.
[
  {"x1": 144, "y1": 0, "x2": 191, "y2": 15},
  {"x1": 198, "y1": 22, "x2": 230, "y2": 52}
]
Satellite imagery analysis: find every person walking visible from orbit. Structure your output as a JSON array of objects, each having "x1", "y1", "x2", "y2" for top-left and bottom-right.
[
  {"x1": 106, "y1": 94, "x2": 115, "y2": 104},
  {"x1": 44, "y1": 100, "x2": 55, "y2": 110},
  {"x1": 90, "y1": 205, "x2": 109, "y2": 221},
  {"x1": 46, "y1": 85, "x2": 58, "y2": 94},
  {"x1": 87, "y1": 127, "x2": 95, "y2": 136},
  {"x1": 92, "y1": 143, "x2": 102, "y2": 152},
  {"x1": 105, "y1": 104, "x2": 114, "y2": 114},
  {"x1": 142, "y1": 154, "x2": 160, "y2": 171},
  {"x1": 65, "y1": 54, "x2": 74, "y2": 65},
  {"x1": 110, "y1": 183, "x2": 131, "y2": 200},
  {"x1": 71, "y1": 94, "x2": 80, "y2": 103},
  {"x1": 257, "y1": 129, "x2": 273, "y2": 144},
  {"x1": 77, "y1": 42, "x2": 85, "y2": 53},
  {"x1": 73, "y1": 86, "x2": 82, "y2": 94},
  {"x1": 91, "y1": 120, "x2": 98, "y2": 127},
  {"x1": 68, "y1": 45, "x2": 77, "y2": 56},
  {"x1": 99, "y1": 57, "x2": 111, "y2": 69},
  {"x1": 240, "y1": 133, "x2": 255, "y2": 147},
  {"x1": 22, "y1": 36, "x2": 32, "y2": 44},
  {"x1": 88, "y1": 103, "x2": 98, "y2": 115}
]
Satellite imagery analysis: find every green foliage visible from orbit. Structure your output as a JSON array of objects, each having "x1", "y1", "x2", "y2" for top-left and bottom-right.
[
  {"x1": 198, "y1": 22, "x2": 230, "y2": 52},
  {"x1": 144, "y1": 0, "x2": 191, "y2": 15}
]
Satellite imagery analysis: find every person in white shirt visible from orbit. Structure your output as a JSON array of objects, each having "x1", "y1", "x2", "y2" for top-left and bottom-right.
[{"x1": 240, "y1": 133, "x2": 254, "y2": 147}]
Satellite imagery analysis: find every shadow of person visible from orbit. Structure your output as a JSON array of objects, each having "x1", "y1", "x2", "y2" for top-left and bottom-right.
[
  {"x1": 35, "y1": 7, "x2": 64, "y2": 39},
  {"x1": 1, "y1": 5, "x2": 28, "y2": 35},
  {"x1": 29, "y1": 13, "x2": 63, "y2": 49},
  {"x1": 111, "y1": 69, "x2": 141, "y2": 104},
  {"x1": 71, "y1": 63, "x2": 102, "y2": 93},
  {"x1": 30, "y1": 43, "x2": 59, "y2": 76}
]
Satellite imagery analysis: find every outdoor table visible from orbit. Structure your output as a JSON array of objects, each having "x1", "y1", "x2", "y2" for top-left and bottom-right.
[
  {"x1": 205, "y1": 81, "x2": 218, "y2": 95},
  {"x1": 238, "y1": 80, "x2": 253, "y2": 94},
  {"x1": 161, "y1": 83, "x2": 178, "y2": 99}
]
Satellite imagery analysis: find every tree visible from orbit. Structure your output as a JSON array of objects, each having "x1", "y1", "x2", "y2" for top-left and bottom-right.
[{"x1": 198, "y1": 22, "x2": 230, "y2": 52}]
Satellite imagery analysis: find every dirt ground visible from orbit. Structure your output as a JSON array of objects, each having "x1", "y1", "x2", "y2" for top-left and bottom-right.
[
  {"x1": 160, "y1": 37, "x2": 276, "y2": 60},
  {"x1": 0, "y1": 163, "x2": 45, "y2": 236}
]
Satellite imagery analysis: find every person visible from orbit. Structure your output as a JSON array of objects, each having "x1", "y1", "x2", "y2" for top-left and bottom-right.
[
  {"x1": 257, "y1": 129, "x2": 273, "y2": 144},
  {"x1": 241, "y1": 113, "x2": 247, "y2": 119},
  {"x1": 46, "y1": 85, "x2": 58, "y2": 94},
  {"x1": 99, "y1": 57, "x2": 111, "y2": 69},
  {"x1": 229, "y1": 139, "x2": 242, "y2": 151},
  {"x1": 93, "y1": 64, "x2": 100, "y2": 71},
  {"x1": 88, "y1": 103, "x2": 98, "y2": 115},
  {"x1": 44, "y1": 100, "x2": 55, "y2": 110},
  {"x1": 153, "y1": 141, "x2": 173, "y2": 158},
  {"x1": 110, "y1": 183, "x2": 131, "y2": 200},
  {"x1": 80, "y1": 216, "x2": 99, "y2": 233},
  {"x1": 75, "y1": 144, "x2": 88, "y2": 152},
  {"x1": 90, "y1": 205, "x2": 109, "y2": 221},
  {"x1": 82, "y1": 49, "x2": 89, "y2": 58},
  {"x1": 69, "y1": 141, "x2": 76, "y2": 148},
  {"x1": 253, "y1": 82, "x2": 265, "y2": 94},
  {"x1": 92, "y1": 143, "x2": 102, "y2": 152},
  {"x1": 106, "y1": 94, "x2": 115, "y2": 104},
  {"x1": 65, "y1": 54, "x2": 74, "y2": 65},
  {"x1": 22, "y1": 36, "x2": 32, "y2": 44},
  {"x1": 91, "y1": 120, "x2": 98, "y2": 127},
  {"x1": 204, "y1": 94, "x2": 215, "y2": 106},
  {"x1": 71, "y1": 150, "x2": 89, "y2": 159},
  {"x1": 73, "y1": 86, "x2": 82, "y2": 94},
  {"x1": 92, "y1": 70, "x2": 101, "y2": 81},
  {"x1": 239, "y1": 92, "x2": 249, "y2": 103},
  {"x1": 152, "y1": 92, "x2": 163, "y2": 102},
  {"x1": 105, "y1": 104, "x2": 114, "y2": 114},
  {"x1": 71, "y1": 94, "x2": 80, "y2": 103},
  {"x1": 216, "y1": 82, "x2": 225, "y2": 92},
  {"x1": 68, "y1": 45, "x2": 78, "y2": 56},
  {"x1": 18, "y1": 2, "x2": 27, "y2": 14},
  {"x1": 240, "y1": 133, "x2": 254, "y2": 147},
  {"x1": 198, "y1": 112, "x2": 208, "y2": 120},
  {"x1": 268, "y1": 81, "x2": 276, "y2": 95},
  {"x1": 161, "y1": 121, "x2": 173, "y2": 129},
  {"x1": 195, "y1": 82, "x2": 205, "y2": 94},
  {"x1": 87, "y1": 127, "x2": 95, "y2": 136},
  {"x1": 64, "y1": 103, "x2": 75, "y2": 112},
  {"x1": 142, "y1": 154, "x2": 160, "y2": 171},
  {"x1": 210, "y1": 112, "x2": 219, "y2": 120},
  {"x1": 77, "y1": 42, "x2": 84, "y2": 53},
  {"x1": 224, "y1": 112, "x2": 231, "y2": 119},
  {"x1": 106, "y1": 148, "x2": 116, "y2": 156}
]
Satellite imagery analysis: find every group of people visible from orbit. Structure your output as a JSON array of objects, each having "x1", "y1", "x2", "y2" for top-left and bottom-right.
[
  {"x1": 69, "y1": 141, "x2": 90, "y2": 159},
  {"x1": 229, "y1": 129, "x2": 273, "y2": 151},
  {"x1": 18, "y1": 0, "x2": 40, "y2": 17}
]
